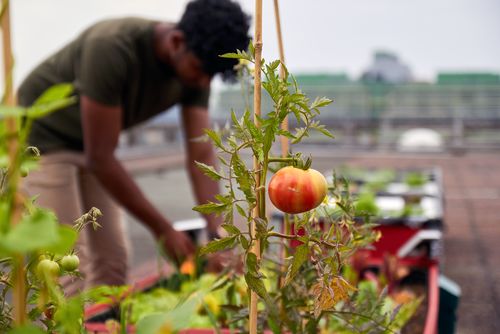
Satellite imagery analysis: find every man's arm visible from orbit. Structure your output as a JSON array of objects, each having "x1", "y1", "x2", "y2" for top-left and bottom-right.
[
  {"x1": 81, "y1": 96, "x2": 195, "y2": 262},
  {"x1": 181, "y1": 105, "x2": 223, "y2": 236}
]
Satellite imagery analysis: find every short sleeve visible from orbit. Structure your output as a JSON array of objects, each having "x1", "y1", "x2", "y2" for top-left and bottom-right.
[
  {"x1": 79, "y1": 38, "x2": 130, "y2": 106},
  {"x1": 181, "y1": 86, "x2": 210, "y2": 108}
]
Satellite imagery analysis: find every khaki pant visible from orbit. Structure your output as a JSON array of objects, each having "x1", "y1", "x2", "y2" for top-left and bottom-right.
[{"x1": 25, "y1": 152, "x2": 129, "y2": 295}]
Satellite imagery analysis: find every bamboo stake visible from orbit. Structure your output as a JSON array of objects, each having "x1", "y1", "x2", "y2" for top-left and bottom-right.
[
  {"x1": 1, "y1": 0, "x2": 26, "y2": 325},
  {"x1": 273, "y1": 0, "x2": 293, "y2": 285},
  {"x1": 272, "y1": 7, "x2": 288, "y2": 165},
  {"x1": 273, "y1": 0, "x2": 288, "y2": 158},
  {"x1": 249, "y1": 0, "x2": 263, "y2": 332}
]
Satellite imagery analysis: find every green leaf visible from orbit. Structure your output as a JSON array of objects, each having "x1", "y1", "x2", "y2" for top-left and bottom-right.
[
  {"x1": 268, "y1": 60, "x2": 281, "y2": 72},
  {"x1": 0, "y1": 209, "x2": 59, "y2": 253},
  {"x1": 33, "y1": 83, "x2": 74, "y2": 105},
  {"x1": 235, "y1": 204, "x2": 247, "y2": 218},
  {"x1": 310, "y1": 96, "x2": 333, "y2": 109},
  {"x1": 26, "y1": 83, "x2": 78, "y2": 118},
  {"x1": 248, "y1": 41, "x2": 255, "y2": 58},
  {"x1": 221, "y1": 223, "x2": 240, "y2": 235},
  {"x1": 239, "y1": 235, "x2": 250, "y2": 250},
  {"x1": 53, "y1": 296, "x2": 84, "y2": 334},
  {"x1": 315, "y1": 124, "x2": 335, "y2": 138},
  {"x1": 199, "y1": 235, "x2": 237, "y2": 255},
  {"x1": 8, "y1": 325, "x2": 45, "y2": 334},
  {"x1": 195, "y1": 161, "x2": 224, "y2": 181},
  {"x1": 45, "y1": 225, "x2": 78, "y2": 255},
  {"x1": 254, "y1": 217, "x2": 268, "y2": 238},
  {"x1": 284, "y1": 244, "x2": 309, "y2": 286},
  {"x1": 244, "y1": 271, "x2": 270, "y2": 301},
  {"x1": 193, "y1": 201, "x2": 228, "y2": 215},
  {"x1": 27, "y1": 96, "x2": 77, "y2": 119},
  {"x1": 243, "y1": 110, "x2": 263, "y2": 142},
  {"x1": 232, "y1": 154, "x2": 255, "y2": 205},
  {"x1": 220, "y1": 49, "x2": 251, "y2": 61},
  {"x1": 136, "y1": 295, "x2": 199, "y2": 334},
  {"x1": 204, "y1": 128, "x2": 222, "y2": 147},
  {"x1": 220, "y1": 52, "x2": 242, "y2": 59}
]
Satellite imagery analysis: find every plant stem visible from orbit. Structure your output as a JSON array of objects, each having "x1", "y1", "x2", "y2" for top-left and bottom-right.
[{"x1": 249, "y1": 0, "x2": 263, "y2": 332}]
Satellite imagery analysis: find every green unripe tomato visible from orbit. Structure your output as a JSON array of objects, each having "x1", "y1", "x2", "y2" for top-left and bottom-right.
[
  {"x1": 60, "y1": 254, "x2": 80, "y2": 272},
  {"x1": 37, "y1": 259, "x2": 60, "y2": 279}
]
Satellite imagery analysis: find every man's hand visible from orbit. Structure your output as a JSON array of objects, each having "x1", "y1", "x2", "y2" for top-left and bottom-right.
[{"x1": 156, "y1": 226, "x2": 196, "y2": 265}]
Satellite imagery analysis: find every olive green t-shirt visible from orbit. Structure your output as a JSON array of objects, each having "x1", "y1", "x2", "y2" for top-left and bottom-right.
[{"x1": 18, "y1": 17, "x2": 210, "y2": 152}]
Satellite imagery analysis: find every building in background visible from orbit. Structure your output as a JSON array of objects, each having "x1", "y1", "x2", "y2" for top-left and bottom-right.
[
  {"x1": 360, "y1": 51, "x2": 413, "y2": 84},
  {"x1": 123, "y1": 51, "x2": 500, "y2": 152}
]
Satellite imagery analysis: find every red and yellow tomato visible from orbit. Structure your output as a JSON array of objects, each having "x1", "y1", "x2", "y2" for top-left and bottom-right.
[{"x1": 268, "y1": 166, "x2": 327, "y2": 214}]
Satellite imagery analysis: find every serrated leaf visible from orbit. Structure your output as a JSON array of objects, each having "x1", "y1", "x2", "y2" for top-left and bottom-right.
[
  {"x1": 310, "y1": 97, "x2": 333, "y2": 109},
  {"x1": 235, "y1": 204, "x2": 247, "y2": 218},
  {"x1": 232, "y1": 154, "x2": 255, "y2": 204},
  {"x1": 268, "y1": 60, "x2": 281, "y2": 71},
  {"x1": 195, "y1": 161, "x2": 223, "y2": 181},
  {"x1": 291, "y1": 127, "x2": 309, "y2": 144},
  {"x1": 284, "y1": 244, "x2": 309, "y2": 286},
  {"x1": 199, "y1": 235, "x2": 237, "y2": 255},
  {"x1": 193, "y1": 201, "x2": 228, "y2": 215},
  {"x1": 204, "y1": 128, "x2": 224, "y2": 150},
  {"x1": 219, "y1": 52, "x2": 243, "y2": 59},
  {"x1": 239, "y1": 235, "x2": 250, "y2": 250},
  {"x1": 244, "y1": 272, "x2": 271, "y2": 304},
  {"x1": 221, "y1": 223, "x2": 240, "y2": 235}
]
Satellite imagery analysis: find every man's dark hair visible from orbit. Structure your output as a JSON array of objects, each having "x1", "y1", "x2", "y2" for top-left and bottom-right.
[{"x1": 178, "y1": 0, "x2": 251, "y2": 81}]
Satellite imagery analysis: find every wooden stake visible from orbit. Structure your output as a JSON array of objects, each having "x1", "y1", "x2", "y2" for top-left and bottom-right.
[
  {"x1": 1, "y1": 0, "x2": 26, "y2": 325},
  {"x1": 249, "y1": 0, "x2": 263, "y2": 332},
  {"x1": 274, "y1": 0, "x2": 288, "y2": 156},
  {"x1": 1, "y1": 0, "x2": 14, "y2": 106}
]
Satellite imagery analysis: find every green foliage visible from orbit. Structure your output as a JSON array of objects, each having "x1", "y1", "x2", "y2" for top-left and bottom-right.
[
  {"x1": 0, "y1": 84, "x2": 105, "y2": 333},
  {"x1": 354, "y1": 191, "x2": 380, "y2": 218},
  {"x1": 326, "y1": 280, "x2": 423, "y2": 333},
  {"x1": 199, "y1": 236, "x2": 238, "y2": 256},
  {"x1": 405, "y1": 171, "x2": 426, "y2": 188}
]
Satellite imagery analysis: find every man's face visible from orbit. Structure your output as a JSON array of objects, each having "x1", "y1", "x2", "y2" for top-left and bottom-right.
[{"x1": 172, "y1": 49, "x2": 211, "y2": 88}]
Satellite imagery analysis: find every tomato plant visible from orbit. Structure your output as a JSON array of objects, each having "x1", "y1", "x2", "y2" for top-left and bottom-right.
[
  {"x1": 0, "y1": 83, "x2": 108, "y2": 333},
  {"x1": 268, "y1": 166, "x2": 327, "y2": 214}
]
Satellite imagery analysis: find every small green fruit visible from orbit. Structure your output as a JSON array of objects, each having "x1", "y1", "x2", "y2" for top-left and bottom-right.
[{"x1": 60, "y1": 254, "x2": 80, "y2": 272}]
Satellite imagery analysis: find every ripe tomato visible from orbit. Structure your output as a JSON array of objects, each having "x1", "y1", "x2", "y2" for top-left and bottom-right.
[
  {"x1": 37, "y1": 259, "x2": 60, "y2": 279},
  {"x1": 60, "y1": 254, "x2": 80, "y2": 272},
  {"x1": 268, "y1": 166, "x2": 327, "y2": 214}
]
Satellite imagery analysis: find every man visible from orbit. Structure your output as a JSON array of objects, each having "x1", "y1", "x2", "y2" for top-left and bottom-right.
[{"x1": 18, "y1": 0, "x2": 250, "y2": 295}]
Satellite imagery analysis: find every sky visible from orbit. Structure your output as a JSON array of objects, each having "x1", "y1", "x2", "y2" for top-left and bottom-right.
[{"x1": 3, "y1": 0, "x2": 500, "y2": 92}]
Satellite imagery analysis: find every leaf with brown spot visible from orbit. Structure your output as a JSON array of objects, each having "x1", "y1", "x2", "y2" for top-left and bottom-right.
[{"x1": 311, "y1": 276, "x2": 357, "y2": 318}]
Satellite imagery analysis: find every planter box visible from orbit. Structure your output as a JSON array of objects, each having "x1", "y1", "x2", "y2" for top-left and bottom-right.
[
  {"x1": 84, "y1": 272, "x2": 243, "y2": 334},
  {"x1": 361, "y1": 258, "x2": 440, "y2": 334}
]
